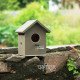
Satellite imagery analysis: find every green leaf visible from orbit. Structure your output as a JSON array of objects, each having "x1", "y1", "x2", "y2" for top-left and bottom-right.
[
  {"x1": 68, "y1": 66, "x2": 74, "y2": 71},
  {"x1": 73, "y1": 70, "x2": 79, "y2": 75}
]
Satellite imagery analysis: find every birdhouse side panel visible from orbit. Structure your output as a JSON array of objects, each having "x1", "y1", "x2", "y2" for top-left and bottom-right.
[
  {"x1": 18, "y1": 34, "x2": 25, "y2": 56},
  {"x1": 25, "y1": 25, "x2": 46, "y2": 56}
]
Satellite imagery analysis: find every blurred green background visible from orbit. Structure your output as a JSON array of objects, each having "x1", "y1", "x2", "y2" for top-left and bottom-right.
[{"x1": 0, "y1": 0, "x2": 80, "y2": 47}]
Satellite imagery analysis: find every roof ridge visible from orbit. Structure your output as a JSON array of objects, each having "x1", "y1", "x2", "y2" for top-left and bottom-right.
[{"x1": 16, "y1": 20, "x2": 50, "y2": 33}]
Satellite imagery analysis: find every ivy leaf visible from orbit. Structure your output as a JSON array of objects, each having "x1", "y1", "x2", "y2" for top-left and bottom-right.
[
  {"x1": 68, "y1": 66, "x2": 74, "y2": 71},
  {"x1": 73, "y1": 70, "x2": 79, "y2": 75}
]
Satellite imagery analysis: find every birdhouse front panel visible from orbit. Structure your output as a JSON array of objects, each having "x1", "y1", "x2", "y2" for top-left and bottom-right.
[{"x1": 25, "y1": 24, "x2": 46, "y2": 55}]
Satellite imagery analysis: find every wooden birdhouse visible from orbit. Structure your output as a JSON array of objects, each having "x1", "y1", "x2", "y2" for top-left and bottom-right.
[{"x1": 16, "y1": 20, "x2": 50, "y2": 56}]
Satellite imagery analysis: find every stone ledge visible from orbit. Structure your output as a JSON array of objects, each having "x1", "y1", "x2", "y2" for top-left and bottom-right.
[
  {"x1": 0, "y1": 47, "x2": 18, "y2": 54},
  {"x1": 0, "y1": 45, "x2": 80, "y2": 54}
]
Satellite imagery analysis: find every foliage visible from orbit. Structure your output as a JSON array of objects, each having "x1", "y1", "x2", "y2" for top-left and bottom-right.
[
  {"x1": 18, "y1": 0, "x2": 49, "y2": 8},
  {"x1": 0, "y1": 2, "x2": 80, "y2": 46},
  {"x1": 0, "y1": 11, "x2": 18, "y2": 46},
  {"x1": 0, "y1": 0, "x2": 49, "y2": 10},
  {"x1": 13, "y1": 2, "x2": 43, "y2": 25},
  {"x1": 0, "y1": 0, "x2": 60, "y2": 10},
  {"x1": 0, "y1": 0, "x2": 19, "y2": 10},
  {"x1": 67, "y1": 58, "x2": 79, "y2": 75},
  {"x1": 0, "y1": 25, "x2": 18, "y2": 46}
]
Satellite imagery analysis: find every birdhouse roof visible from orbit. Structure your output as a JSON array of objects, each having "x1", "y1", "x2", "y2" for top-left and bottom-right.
[{"x1": 16, "y1": 20, "x2": 50, "y2": 33}]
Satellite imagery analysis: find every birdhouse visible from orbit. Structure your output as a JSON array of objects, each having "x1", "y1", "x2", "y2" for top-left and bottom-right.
[{"x1": 16, "y1": 20, "x2": 50, "y2": 56}]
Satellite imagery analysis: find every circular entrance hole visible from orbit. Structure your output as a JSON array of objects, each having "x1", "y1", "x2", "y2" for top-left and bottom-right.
[{"x1": 31, "y1": 33, "x2": 40, "y2": 42}]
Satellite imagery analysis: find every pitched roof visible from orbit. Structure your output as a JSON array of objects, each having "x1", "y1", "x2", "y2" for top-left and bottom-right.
[{"x1": 16, "y1": 20, "x2": 50, "y2": 33}]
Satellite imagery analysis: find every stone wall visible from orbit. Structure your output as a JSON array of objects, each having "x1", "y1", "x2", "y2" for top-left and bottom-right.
[{"x1": 0, "y1": 45, "x2": 80, "y2": 80}]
